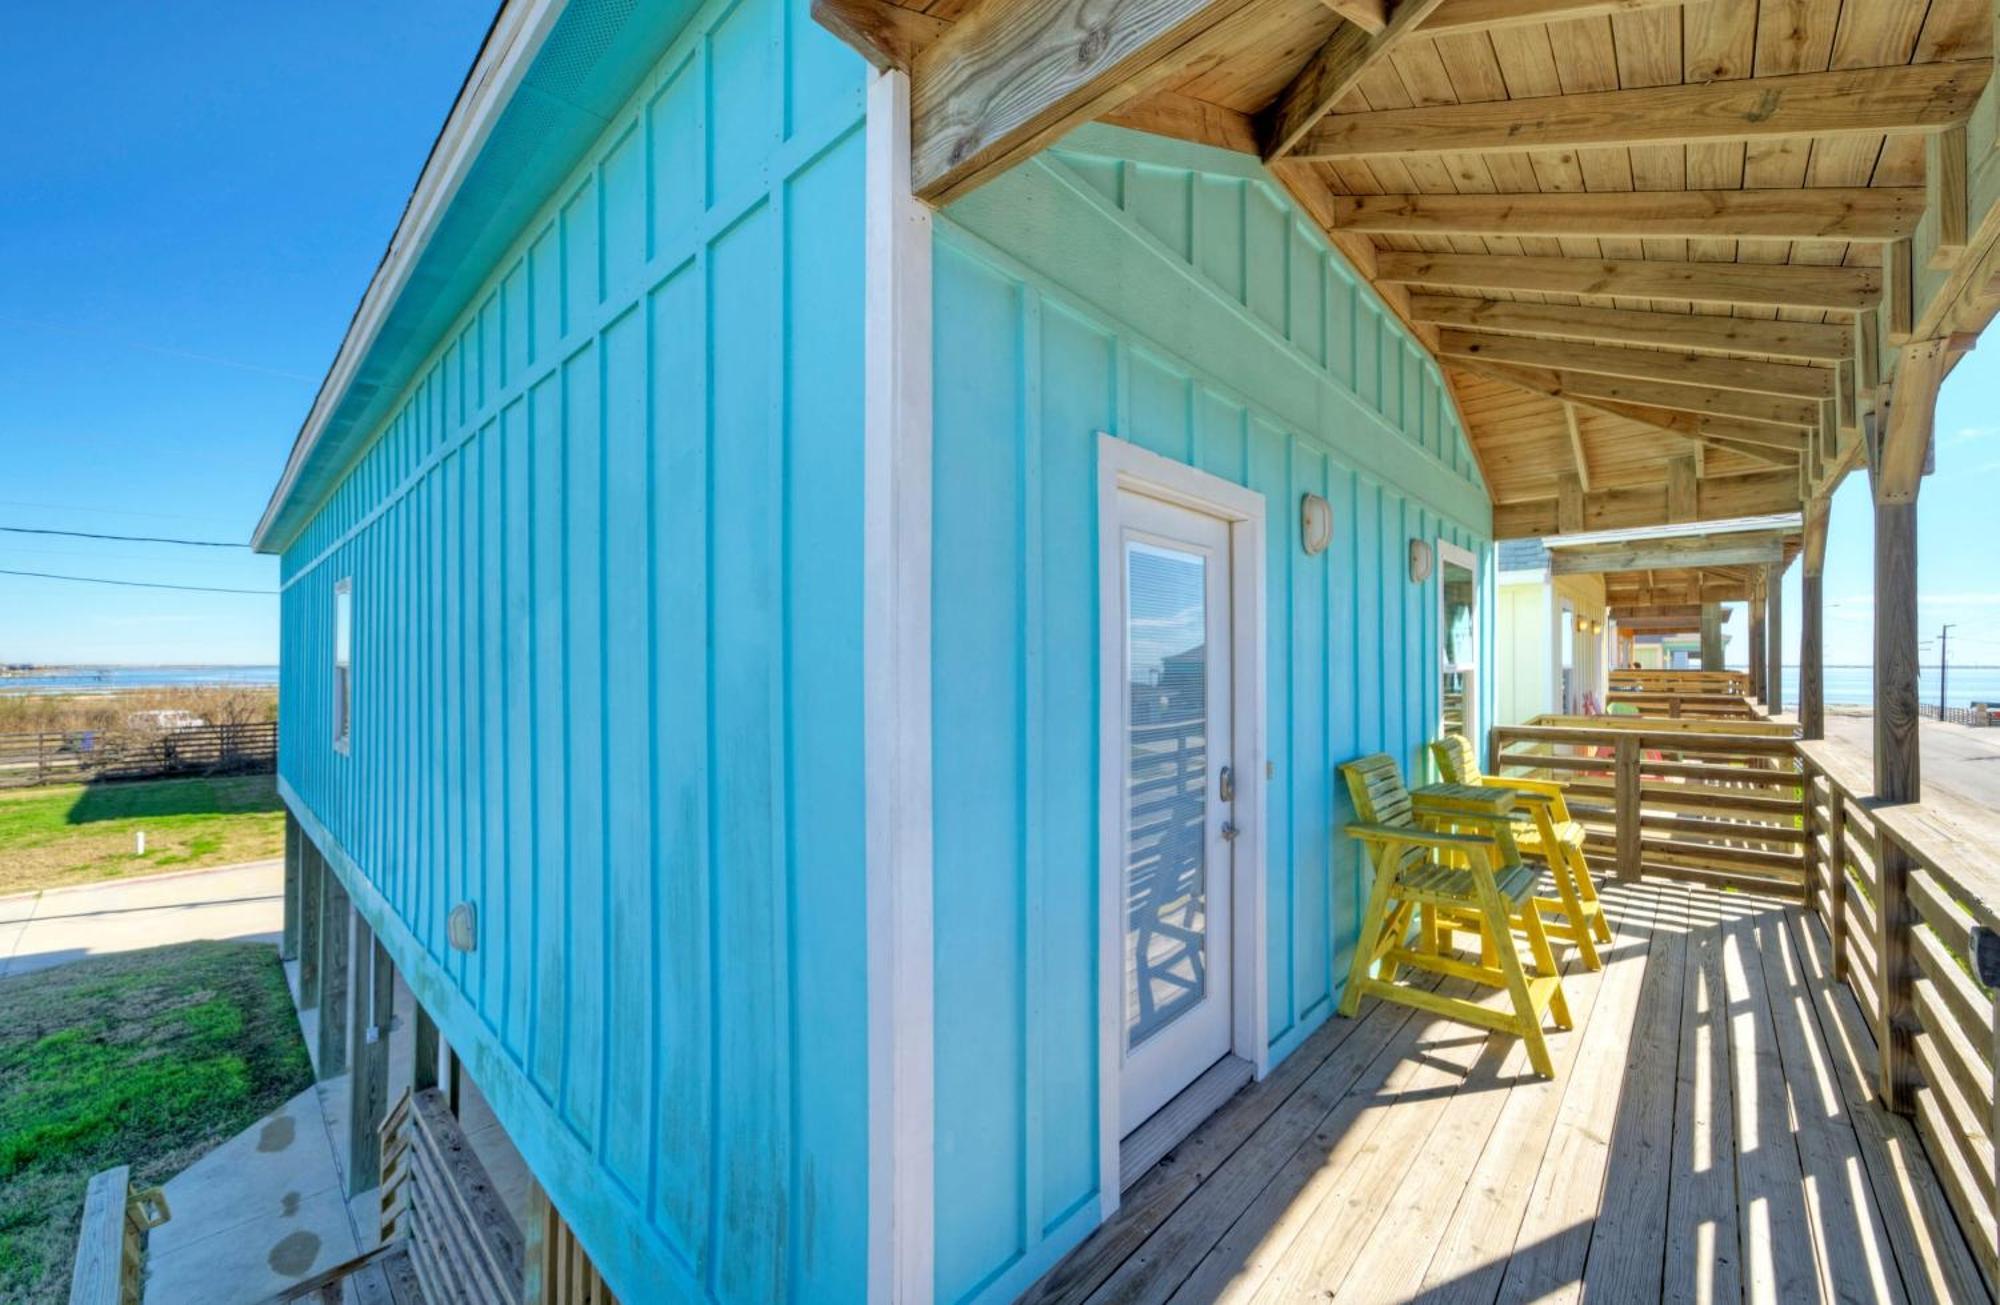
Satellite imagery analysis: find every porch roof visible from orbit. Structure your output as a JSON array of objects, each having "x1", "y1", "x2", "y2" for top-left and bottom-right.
[{"x1": 825, "y1": 0, "x2": 2000, "y2": 539}]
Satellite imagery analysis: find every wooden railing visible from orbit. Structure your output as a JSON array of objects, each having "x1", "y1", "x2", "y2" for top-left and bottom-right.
[
  {"x1": 1797, "y1": 740, "x2": 2000, "y2": 1285},
  {"x1": 1488, "y1": 715, "x2": 1807, "y2": 900},
  {"x1": 379, "y1": 1087, "x2": 525, "y2": 1303},
  {"x1": 1601, "y1": 689, "x2": 1761, "y2": 720},
  {"x1": 1606, "y1": 668, "x2": 1750, "y2": 696},
  {"x1": 0, "y1": 721, "x2": 276, "y2": 788},
  {"x1": 67, "y1": 1167, "x2": 169, "y2": 1305}
]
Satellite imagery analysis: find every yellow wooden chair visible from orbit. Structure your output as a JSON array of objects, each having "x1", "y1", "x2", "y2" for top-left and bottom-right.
[
  {"x1": 1431, "y1": 734, "x2": 1612, "y2": 970},
  {"x1": 1339, "y1": 754, "x2": 1573, "y2": 1078}
]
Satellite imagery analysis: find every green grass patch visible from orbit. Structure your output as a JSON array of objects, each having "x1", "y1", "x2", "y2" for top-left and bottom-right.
[
  {"x1": 0, "y1": 941, "x2": 310, "y2": 1303},
  {"x1": 0, "y1": 776, "x2": 283, "y2": 896}
]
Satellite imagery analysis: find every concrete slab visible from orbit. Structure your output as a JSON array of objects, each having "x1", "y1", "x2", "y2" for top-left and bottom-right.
[
  {"x1": 143, "y1": 1183, "x2": 360, "y2": 1305},
  {"x1": 0, "y1": 860, "x2": 281, "y2": 978},
  {"x1": 148, "y1": 1087, "x2": 344, "y2": 1250}
]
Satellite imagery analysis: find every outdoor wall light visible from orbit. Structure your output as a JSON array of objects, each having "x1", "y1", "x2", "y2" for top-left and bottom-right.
[
  {"x1": 1408, "y1": 538, "x2": 1434, "y2": 583},
  {"x1": 1301, "y1": 493, "x2": 1332, "y2": 556}
]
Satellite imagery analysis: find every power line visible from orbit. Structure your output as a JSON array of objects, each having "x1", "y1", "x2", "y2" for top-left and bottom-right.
[
  {"x1": 0, "y1": 567, "x2": 273, "y2": 596},
  {"x1": 1, "y1": 524, "x2": 247, "y2": 549}
]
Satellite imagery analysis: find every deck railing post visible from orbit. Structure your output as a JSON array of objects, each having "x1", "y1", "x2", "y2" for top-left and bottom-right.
[
  {"x1": 1828, "y1": 787, "x2": 1849, "y2": 983},
  {"x1": 1614, "y1": 734, "x2": 1641, "y2": 881},
  {"x1": 1877, "y1": 820, "x2": 1918, "y2": 1113}
]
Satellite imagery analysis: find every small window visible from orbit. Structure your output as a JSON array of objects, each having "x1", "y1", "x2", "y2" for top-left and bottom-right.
[
  {"x1": 1439, "y1": 543, "x2": 1477, "y2": 737},
  {"x1": 333, "y1": 579, "x2": 353, "y2": 753}
]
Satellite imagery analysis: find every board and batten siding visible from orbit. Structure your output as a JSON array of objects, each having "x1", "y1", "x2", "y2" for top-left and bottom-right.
[
  {"x1": 928, "y1": 127, "x2": 1494, "y2": 1305},
  {"x1": 276, "y1": 0, "x2": 871, "y2": 1298}
]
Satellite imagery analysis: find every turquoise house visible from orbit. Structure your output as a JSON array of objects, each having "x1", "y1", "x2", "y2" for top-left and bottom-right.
[{"x1": 253, "y1": 2, "x2": 1493, "y2": 1301}]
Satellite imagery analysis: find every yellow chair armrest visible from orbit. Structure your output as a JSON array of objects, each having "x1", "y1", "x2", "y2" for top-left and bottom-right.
[{"x1": 1345, "y1": 822, "x2": 1496, "y2": 854}]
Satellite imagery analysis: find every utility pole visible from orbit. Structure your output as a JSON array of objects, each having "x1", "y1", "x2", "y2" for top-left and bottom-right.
[{"x1": 1940, "y1": 623, "x2": 1956, "y2": 723}]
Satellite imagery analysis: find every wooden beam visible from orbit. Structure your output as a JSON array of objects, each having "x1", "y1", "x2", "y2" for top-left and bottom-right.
[
  {"x1": 1319, "y1": 0, "x2": 1386, "y2": 30},
  {"x1": 1409, "y1": 294, "x2": 1854, "y2": 362},
  {"x1": 1874, "y1": 495, "x2": 1920, "y2": 1115},
  {"x1": 1377, "y1": 250, "x2": 1881, "y2": 311},
  {"x1": 1418, "y1": 0, "x2": 1686, "y2": 35},
  {"x1": 811, "y1": 0, "x2": 949, "y2": 71},
  {"x1": 1557, "y1": 472, "x2": 1585, "y2": 534},
  {"x1": 1801, "y1": 569, "x2": 1824, "y2": 739},
  {"x1": 1747, "y1": 567, "x2": 1767, "y2": 700},
  {"x1": 1765, "y1": 561, "x2": 1785, "y2": 714},
  {"x1": 1564, "y1": 402, "x2": 1590, "y2": 493},
  {"x1": 909, "y1": 0, "x2": 1274, "y2": 203},
  {"x1": 1700, "y1": 602, "x2": 1725, "y2": 670},
  {"x1": 1262, "y1": 0, "x2": 1449, "y2": 159},
  {"x1": 1873, "y1": 336, "x2": 1957, "y2": 504},
  {"x1": 1610, "y1": 603, "x2": 1704, "y2": 622},
  {"x1": 1666, "y1": 455, "x2": 1698, "y2": 524},
  {"x1": 1451, "y1": 357, "x2": 1818, "y2": 431},
  {"x1": 318, "y1": 872, "x2": 351, "y2": 1079},
  {"x1": 1888, "y1": 239, "x2": 1915, "y2": 343},
  {"x1": 1102, "y1": 89, "x2": 1258, "y2": 153},
  {"x1": 347, "y1": 925, "x2": 393, "y2": 1198},
  {"x1": 1292, "y1": 62, "x2": 1990, "y2": 160},
  {"x1": 1435, "y1": 327, "x2": 1835, "y2": 400},
  {"x1": 1928, "y1": 122, "x2": 1970, "y2": 269},
  {"x1": 1324, "y1": 187, "x2": 1924, "y2": 242},
  {"x1": 1550, "y1": 533, "x2": 1789, "y2": 576},
  {"x1": 1493, "y1": 471, "x2": 1801, "y2": 538}
]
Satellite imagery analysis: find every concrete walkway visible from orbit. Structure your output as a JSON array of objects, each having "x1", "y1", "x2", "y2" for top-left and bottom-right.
[{"x1": 0, "y1": 859, "x2": 281, "y2": 978}]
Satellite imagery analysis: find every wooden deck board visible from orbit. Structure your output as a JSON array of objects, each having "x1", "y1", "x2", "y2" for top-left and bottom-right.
[{"x1": 1025, "y1": 879, "x2": 1993, "y2": 1305}]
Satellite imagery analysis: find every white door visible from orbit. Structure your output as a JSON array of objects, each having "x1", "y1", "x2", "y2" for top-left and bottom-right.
[{"x1": 1113, "y1": 489, "x2": 1237, "y2": 1135}]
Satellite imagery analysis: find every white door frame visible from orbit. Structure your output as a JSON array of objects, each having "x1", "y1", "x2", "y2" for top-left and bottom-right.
[
  {"x1": 1095, "y1": 433, "x2": 1268, "y2": 1221},
  {"x1": 1436, "y1": 538, "x2": 1478, "y2": 739}
]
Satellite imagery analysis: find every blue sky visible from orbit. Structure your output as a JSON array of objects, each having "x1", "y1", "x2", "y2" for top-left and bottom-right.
[
  {"x1": 0, "y1": 3, "x2": 493, "y2": 664},
  {"x1": 0, "y1": 6, "x2": 1991, "y2": 674}
]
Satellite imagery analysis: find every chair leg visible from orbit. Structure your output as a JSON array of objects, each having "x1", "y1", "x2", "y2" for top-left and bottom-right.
[
  {"x1": 1522, "y1": 904, "x2": 1573, "y2": 1031},
  {"x1": 1341, "y1": 852, "x2": 1401, "y2": 1018},
  {"x1": 1548, "y1": 852, "x2": 1602, "y2": 971},
  {"x1": 1569, "y1": 842, "x2": 1613, "y2": 943},
  {"x1": 1481, "y1": 889, "x2": 1553, "y2": 1079}
]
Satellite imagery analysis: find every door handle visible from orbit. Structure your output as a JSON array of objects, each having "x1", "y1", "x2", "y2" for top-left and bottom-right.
[{"x1": 1218, "y1": 764, "x2": 1235, "y2": 803}]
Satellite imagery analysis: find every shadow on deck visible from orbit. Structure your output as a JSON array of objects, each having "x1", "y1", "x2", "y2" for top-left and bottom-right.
[{"x1": 1024, "y1": 879, "x2": 1989, "y2": 1304}]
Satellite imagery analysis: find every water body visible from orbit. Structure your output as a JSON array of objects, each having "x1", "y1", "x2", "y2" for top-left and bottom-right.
[
  {"x1": 1773, "y1": 665, "x2": 2000, "y2": 708},
  {"x1": 0, "y1": 665, "x2": 279, "y2": 695}
]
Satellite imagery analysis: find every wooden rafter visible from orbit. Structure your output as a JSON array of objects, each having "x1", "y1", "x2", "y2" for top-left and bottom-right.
[
  {"x1": 1260, "y1": 0, "x2": 1448, "y2": 160},
  {"x1": 1564, "y1": 403, "x2": 1589, "y2": 494},
  {"x1": 810, "y1": 0, "x2": 949, "y2": 72},
  {"x1": 1291, "y1": 62, "x2": 1989, "y2": 160},
  {"x1": 1408, "y1": 296, "x2": 1854, "y2": 364},
  {"x1": 1376, "y1": 251, "x2": 1881, "y2": 312},
  {"x1": 1453, "y1": 359, "x2": 1815, "y2": 435},
  {"x1": 1323, "y1": 188, "x2": 1925, "y2": 241},
  {"x1": 1494, "y1": 472, "x2": 1802, "y2": 540},
  {"x1": 1435, "y1": 329, "x2": 1836, "y2": 401},
  {"x1": 1418, "y1": 0, "x2": 1687, "y2": 34}
]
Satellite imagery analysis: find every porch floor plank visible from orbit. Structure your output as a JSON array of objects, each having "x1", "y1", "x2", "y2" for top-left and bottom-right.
[{"x1": 1023, "y1": 878, "x2": 1993, "y2": 1304}]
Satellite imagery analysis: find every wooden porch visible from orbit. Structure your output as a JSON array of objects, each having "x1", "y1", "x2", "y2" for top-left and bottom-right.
[{"x1": 1026, "y1": 873, "x2": 1987, "y2": 1304}]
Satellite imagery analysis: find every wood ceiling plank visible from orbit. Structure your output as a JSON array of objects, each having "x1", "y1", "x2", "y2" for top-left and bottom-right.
[
  {"x1": 1417, "y1": 0, "x2": 1686, "y2": 36},
  {"x1": 1323, "y1": 188, "x2": 1926, "y2": 240},
  {"x1": 1433, "y1": 327, "x2": 1838, "y2": 399},
  {"x1": 1408, "y1": 294, "x2": 1856, "y2": 361},
  {"x1": 1377, "y1": 250, "x2": 1882, "y2": 310},
  {"x1": 1289, "y1": 62, "x2": 1991, "y2": 160}
]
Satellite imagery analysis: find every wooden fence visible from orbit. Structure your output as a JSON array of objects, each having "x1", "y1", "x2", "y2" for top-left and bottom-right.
[
  {"x1": 1488, "y1": 714, "x2": 1807, "y2": 900},
  {"x1": 0, "y1": 721, "x2": 276, "y2": 788},
  {"x1": 1797, "y1": 740, "x2": 2000, "y2": 1284}
]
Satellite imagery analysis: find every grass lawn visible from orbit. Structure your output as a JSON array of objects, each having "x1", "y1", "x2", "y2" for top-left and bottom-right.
[
  {"x1": 0, "y1": 774, "x2": 284, "y2": 897},
  {"x1": 0, "y1": 941, "x2": 311, "y2": 1303}
]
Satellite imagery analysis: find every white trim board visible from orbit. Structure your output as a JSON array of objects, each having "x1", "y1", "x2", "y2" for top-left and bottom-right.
[
  {"x1": 1094, "y1": 433, "x2": 1270, "y2": 1223},
  {"x1": 863, "y1": 68, "x2": 936, "y2": 1305}
]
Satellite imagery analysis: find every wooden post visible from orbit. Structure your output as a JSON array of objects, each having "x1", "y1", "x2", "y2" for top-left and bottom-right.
[
  {"x1": 1765, "y1": 562, "x2": 1785, "y2": 716},
  {"x1": 1829, "y1": 788, "x2": 1849, "y2": 982},
  {"x1": 348, "y1": 926, "x2": 393, "y2": 1196},
  {"x1": 1615, "y1": 733, "x2": 1641, "y2": 881},
  {"x1": 298, "y1": 843, "x2": 322, "y2": 1008},
  {"x1": 1801, "y1": 569, "x2": 1825, "y2": 739},
  {"x1": 1747, "y1": 570, "x2": 1768, "y2": 703},
  {"x1": 1699, "y1": 602, "x2": 1724, "y2": 672},
  {"x1": 413, "y1": 1004, "x2": 440, "y2": 1094},
  {"x1": 318, "y1": 875, "x2": 351, "y2": 1080},
  {"x1": 1874, "y1": 494, "x2": 1920, "y2": 1112},
  {"x1": 280, "y1": 813, "x2": 300, "y2": 963}
]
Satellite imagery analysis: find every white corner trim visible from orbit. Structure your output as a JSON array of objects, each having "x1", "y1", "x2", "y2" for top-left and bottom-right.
[
  {"x1": 251, "y1": 0, "x2": 567, "y2": 553},
  {"x1": 1094, "y1": 434, "x2": 1269, "y2": 1222},
  {"x1": 864, "y1": 68, "x2": 935, "y2": 1305}
]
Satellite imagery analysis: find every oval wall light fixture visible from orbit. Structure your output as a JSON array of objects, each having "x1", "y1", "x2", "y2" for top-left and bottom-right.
[
  {"x1": 1408, "y1": 538, "x2": 1434, "y2": 584},
  {"x1": 1300, "y1": 493, "x2": 1332, "y2": 556}
]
